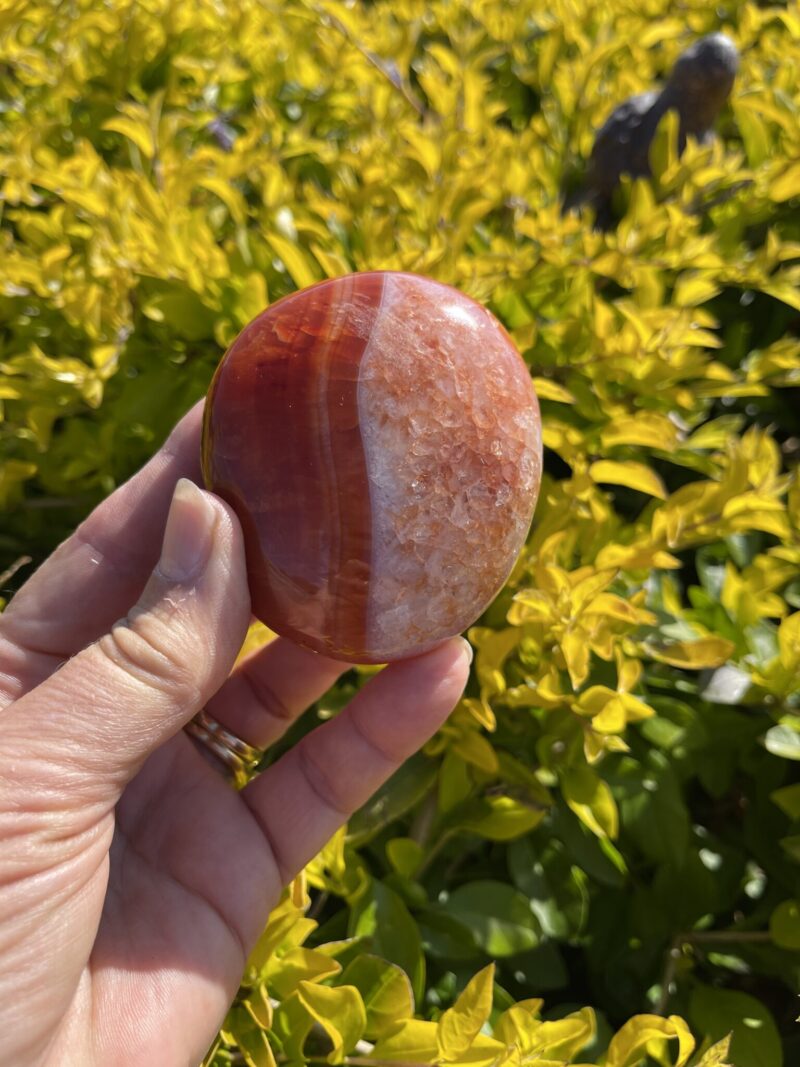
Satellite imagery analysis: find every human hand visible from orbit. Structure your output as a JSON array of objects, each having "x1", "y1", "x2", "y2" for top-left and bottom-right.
[{"x1": 0, "y1": 403, "x2": 470, "y2": 1067}]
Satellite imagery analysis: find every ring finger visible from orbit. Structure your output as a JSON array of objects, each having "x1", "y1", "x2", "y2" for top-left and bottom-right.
[{"x1": 203, "y1": 635, "x2": 349, "y2": 752}]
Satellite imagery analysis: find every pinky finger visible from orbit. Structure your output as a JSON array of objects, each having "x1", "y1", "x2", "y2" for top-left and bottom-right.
[{"x1": 240, "y1": 637, "x2": 470, "y2": 885}]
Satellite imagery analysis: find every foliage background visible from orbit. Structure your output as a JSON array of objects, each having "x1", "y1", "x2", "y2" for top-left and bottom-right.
[{"x1": 2, "y1": 0, "x2": 800, "y2": 1064}]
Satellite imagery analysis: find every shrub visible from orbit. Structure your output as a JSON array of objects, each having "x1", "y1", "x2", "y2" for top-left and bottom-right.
[{"x1": 1, "y1": 0, "x2": 799, "y2": 1064}]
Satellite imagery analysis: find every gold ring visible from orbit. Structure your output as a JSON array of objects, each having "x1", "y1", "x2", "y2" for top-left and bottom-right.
[{"x1": 184, "y1": 708, "x2": 263, "y2": 789}]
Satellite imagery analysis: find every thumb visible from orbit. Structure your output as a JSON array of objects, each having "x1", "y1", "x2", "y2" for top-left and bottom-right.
[{"x1": 4, "y1": 479, "x2": 251, "y2": 794}]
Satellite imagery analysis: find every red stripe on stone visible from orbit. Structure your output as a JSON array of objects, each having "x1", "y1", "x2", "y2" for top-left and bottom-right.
[{"x1": 202, "y1": 273, "x2": 384, "y2": 658}]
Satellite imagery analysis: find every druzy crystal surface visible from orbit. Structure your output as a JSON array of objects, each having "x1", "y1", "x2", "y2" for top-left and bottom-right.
[{"x1": 202, "y1": 271, "x2": 542, "y2": 663}]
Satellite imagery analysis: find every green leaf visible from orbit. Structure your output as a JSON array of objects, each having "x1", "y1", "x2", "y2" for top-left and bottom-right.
[
  {"x1": 448, "y1": 793, "x2": 546, "y2": 841},
  {"x1": 769, "y1": 899, "x2": 800, "y2": 949},
  {"x1": 771, "y1": 782, "x2": 800, "y2": 819},
  {"x1": 349, "y1": 881, "x2": 425, "y2": 1002},
  {"x1": 441, "y1": 881, "x2": 540, "y2": 957},
  {"x1": 339, "y1": 955, "x2": 414, "y2": 1039},
  {"x1": 689, "y1": 985, "x2": 783, "y2": 1067},
  {"x1": 268, "y1": 992, "x2": 314, "y2": 1064},
  {"x1": 437, "y1": 963, "x2": 495, "y2": 1061},
  {"x1": 509, "y1": 836, "x2": 589, "y2": 939},
  {"x1": 224, "y1": 1005, "x2": 276, "y2": 1067},
  {"x1": 348, "y1": 754, "x2": 437, "y2": 845},
  {"x1": 295, "y1": 982, "x2": 366, "y2": 1063},
  {"x1": 616, "y1": 754, "x2": 690, "y2": 868},
  {"x1": 386, "y1": 837, "x2": 424, "y2": 878}
]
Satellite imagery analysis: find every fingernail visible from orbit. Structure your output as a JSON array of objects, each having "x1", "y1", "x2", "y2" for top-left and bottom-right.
[
  {"x1": 459, "y1": 637, "x2": 474, "y2": 667},
  {"x1": 157, "y1": 479, "x2": 217, "y2": 582}
]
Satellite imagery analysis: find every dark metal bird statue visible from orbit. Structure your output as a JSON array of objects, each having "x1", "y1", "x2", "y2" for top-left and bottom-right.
[{"x1": 565, "y1": 33, "x2": 740, "y2": 229}]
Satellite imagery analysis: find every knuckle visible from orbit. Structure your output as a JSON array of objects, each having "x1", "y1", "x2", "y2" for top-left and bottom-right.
[
  {"x1": 243, "y1": 669, "x2": 293, "y2": 726},
  {"x1": 298, "y1": 740, "x2": 351, "y2": 818},
  {"x1": 96, "y1": 611, "x2": 202, "y2": 708}
]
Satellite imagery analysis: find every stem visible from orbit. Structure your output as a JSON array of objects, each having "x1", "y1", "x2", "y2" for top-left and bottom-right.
[
  {"x1": 20, "y1": 495, "x2": 90, "y2": 509},
  {"x1": 315, "y1": 8, "x2": 427, "y2": 118},
  {"x1": 415, "y1": 829, "x2": 458, "y2": 879},
  {"x1": 687, "y1": 930, "x2": 771, "y2": 944},
  {"x1": 278, "y1": 1058, "x2": 430, "y2": 1067},
  {"x1": 0, "y1": 555, "x2": 31, "y2": 588},
  {"x1": 655, "y1": 928, "x2": 772, "y2": 1015},
  {"x1": 307, "y1": 890, "x2": 330, "y2": 921},
  {"x1": 409, "y1": 787, "x2": 438, "y2": 849},
  {"x1": 654, "y1": 937, "x2": 683, "y2": 1016}
]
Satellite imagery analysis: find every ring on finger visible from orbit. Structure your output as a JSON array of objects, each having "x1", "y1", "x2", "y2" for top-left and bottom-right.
[{"x1": 184, "y1": 708, "x2": 263, "y2": 789}]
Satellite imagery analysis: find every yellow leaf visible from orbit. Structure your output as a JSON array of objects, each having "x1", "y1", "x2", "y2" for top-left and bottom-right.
[
  {"x1": 373, "y1": 1020, "x2": 438, "y2": 1063},
  {"x1": 592, "y1": 698, "x2": 628, "y2": 734},
  {"x1": 560, "y1": 629, "x2": 591, "y2": 689},
  {"x1": 243, "y1": 984, "x2": 274, "y2": 1030},
  {"x1": 529, "y1": 1009, "x2": 596, "y2": 1060},
  {"x1": 532, "y1": 377, "x2": 575, "y2": 403},
  {"x1": 590, "y1": 460, "x2": 667, "y2": 499},
  {"x1": 770, "y1": 161, "x2": 800, "y2": 202},
  {"x1": 311, "y1": 243, "x2": 350, "y2": 278},
  {"x1": 437, "y1": 964, "x2": 495, "y2": 1061},
  {"x1": 266, "y1": 234, "x2": 319, "y2": 290},
  {"x1": 562, "y1": 765, "x2": 619, "y2": 839},
  {"x1": 587, "y1": 593, "x2": 657, "y2": 627},
  {"x1": 760, "y1": 282, "x2": 800, "y2": 313},
  {"x1": 102, "y1": 115, "x2": 155, "y2": 159},
  {"x1": 673, "y1": 272, "x2": 723, "y2": 307},
  {"x1": 0, "y1": 460, "x2": 38, "y2": 508},
  {"x1": 618, "y1": 692, "x2": 655, "y2": 722},
  {"x1": 649, "y1": 108, "x2": 680, "y2": 182},
  {"x1": 508, "y1": 589, "x2": 554, "y2": 625},
  {"x1": 493, "y1": 999, "x2": 545, "y2": 1048},
  {"x1": 645, "y1": 637, "x2": 734, "y2": 669},
  {"x1": 296, "y1": 983, "x2": 366, "y2": 1063},
  {"x1": 264, "y1": 947, "x2": 341, "y2": 998},
  {"x1": 571, "y1": 568, "x2": 618, "y2": 612},
  {"x1": 574, "y1": 687, "x2": 654, "y2": 734},
  {"x1": 461, "y1": 696, "x2": 496, "y2": 731},
  {"x1": 245, "y1": 892, "x2": 314, "y2": 980},
  {"x1": 574, "y1": 686, "x2": 617, "y2": 717},
  {"x1": 375, "y1": 1020, "x2": 503, "y2": 1065},
  {"x1": 778, "y1": 612, "x2": 800, "y2": 672},
  {"x1": 197, "y1": 176, "x2": 248, "y2": 225},
  {"x1": 452, "y1": 730, "x2": 500, "y2": 773},
  {"x1": 605, "y1": 1014, "x2": 695, "y2": 1067},
  {"x1": 693, "y1": 1034, "x2": 733, "y2": 1066},
  {"x1": 601, "y1": 414, "x2": 680, "y2": 451},
  {"x1": 457, "y1": 795, "x2": 546, "y2": 841}
]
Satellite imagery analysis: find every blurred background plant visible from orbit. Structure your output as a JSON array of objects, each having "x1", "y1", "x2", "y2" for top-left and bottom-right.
[{"x1": 1, "y1": 0, "x2": 799, "y2": 1064}]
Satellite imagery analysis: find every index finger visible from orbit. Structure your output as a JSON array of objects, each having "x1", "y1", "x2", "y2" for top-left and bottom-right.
[{"x1": 0, "y1": 402, "x2": 205, "y2": 704}]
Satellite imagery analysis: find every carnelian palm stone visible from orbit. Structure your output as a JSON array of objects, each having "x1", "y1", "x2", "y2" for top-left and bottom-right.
[{"x1": 202, "y1": 271, "x2": 542, "y2": 663}]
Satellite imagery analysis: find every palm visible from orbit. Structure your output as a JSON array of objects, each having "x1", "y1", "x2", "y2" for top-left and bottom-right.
[{"x1": 88, "y1": 739, "x2": 276, "y2": 1065}]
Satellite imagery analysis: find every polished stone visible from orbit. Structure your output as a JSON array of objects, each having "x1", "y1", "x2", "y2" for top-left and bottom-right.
[{"x1": 202, "y1": 271, "x2": 542, "y2": 662}]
